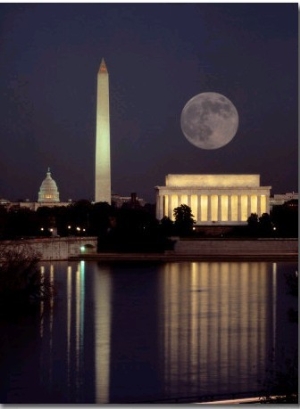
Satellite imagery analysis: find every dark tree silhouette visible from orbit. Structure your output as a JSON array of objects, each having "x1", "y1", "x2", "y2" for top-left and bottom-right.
[
  {"x1": 259, "y1": 213, "x2": 273, "y2": 237},
  {"x1": 271, "y1": 200, "x2": 298, "y2": 237},
  {"x1": 247, "y1": 213, "x2": 259, "y2": 236},
  {"x1": 0, "y1": 244, "x2": 53, "y2": 316},
  {"x1": 160, "y1": 216, "x2": 174, "y2": 236},
  {"x1": 173, "y1": 204, "x2": 195, "y2": 236}
]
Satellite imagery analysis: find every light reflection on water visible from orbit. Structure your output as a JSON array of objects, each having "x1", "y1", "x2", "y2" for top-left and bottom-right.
[
  {"x1": 0, "y1": 261, "x2": 297, "y2": 403},
  {"x1": 162, "y1": 262, "x2": 269, "y2": 399}
]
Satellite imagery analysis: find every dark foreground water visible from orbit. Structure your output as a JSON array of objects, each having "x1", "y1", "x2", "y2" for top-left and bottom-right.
[{"x1": 0, "y1": 260, "x2": 298, "y2": 404}]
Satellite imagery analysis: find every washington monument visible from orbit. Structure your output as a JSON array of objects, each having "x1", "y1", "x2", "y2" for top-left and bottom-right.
[{"x1": 95, "y1": 58, "x2": 111, "y2": 203}]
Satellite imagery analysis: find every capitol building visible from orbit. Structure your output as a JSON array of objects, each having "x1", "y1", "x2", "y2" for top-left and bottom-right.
[
  {"x1": 0, "y1": 169, "x2": 71, "y2": 211},
  {"x1": 37, "y1": 168, "x2": 60, "y2": 204},
  {"x1": 0, "y1": 168, "x2": 145, "y2": 211}
]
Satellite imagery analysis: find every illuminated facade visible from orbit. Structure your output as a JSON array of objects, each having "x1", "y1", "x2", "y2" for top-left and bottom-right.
[
  {"x1": 111, "y1": 193, "x2": 146, "y2": 208},
  {"x1": 0, "y1": 168, "x2": 71, "y2": 211},
  {"x1": 155, "y1": 174, "x2": 271, "y2": 225},
  {"x1": 270, "y1": 192, "x2": 298, "y2": 208},
  {"x1": 95, "y1": 58, "x2": 111, "y2": 204},
  {"x1": 38, "y1": 168, "x2": 60, "y2": 203}
]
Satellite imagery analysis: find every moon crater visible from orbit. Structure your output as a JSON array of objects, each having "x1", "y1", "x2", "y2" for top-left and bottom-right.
[{"x1": 180, "y1": 92, "x2": 239, "y2": 150}]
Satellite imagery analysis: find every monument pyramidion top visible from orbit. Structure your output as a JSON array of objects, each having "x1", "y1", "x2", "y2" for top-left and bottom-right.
[{"x1": 99, "y1": 58, "x2": 108, "y2": 73}]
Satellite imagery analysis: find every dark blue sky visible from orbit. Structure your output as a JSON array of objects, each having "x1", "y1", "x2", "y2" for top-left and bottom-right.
[{"x1": 0, "y1": 3, "x2": 298, "y2": 203}]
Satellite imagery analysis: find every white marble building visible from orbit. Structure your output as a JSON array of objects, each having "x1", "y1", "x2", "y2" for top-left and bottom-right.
[
  {"x1": 155, "y1": 174, "x2": 271, "y2": 225},
  {"x1": 1, "y1": 169, "x2": 71, "y2": 211},
  {"x1": 38, "y1": 168, "x2": 60, "y2": 203},
  {"x1": 269, "y1": 192, "x2": 298, "y2": 209}
]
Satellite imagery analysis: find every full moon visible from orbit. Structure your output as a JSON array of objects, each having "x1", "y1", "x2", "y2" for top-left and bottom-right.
[{"x1": 180, "y1": 92, "x2": 239, "y2": 150}]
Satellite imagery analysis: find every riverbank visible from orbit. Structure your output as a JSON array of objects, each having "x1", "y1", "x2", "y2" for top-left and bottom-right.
[
  {"x1": 70, "y1": 237, "x2": 298, "y2": 262},
  {"x1": 69, "y1": 251, "x2": 297, "y2": 262},
  {"x1": 1, "y1": 237, "x2": 297, "y2": 261}
]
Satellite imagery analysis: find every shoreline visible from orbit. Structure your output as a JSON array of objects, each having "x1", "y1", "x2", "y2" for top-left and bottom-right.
[
  {"x1": 68, "y1": 252, "x2": 298, "y2": 262},
  {"x1": 2, "y1": 237, "x2": 296, "y2": 262}
]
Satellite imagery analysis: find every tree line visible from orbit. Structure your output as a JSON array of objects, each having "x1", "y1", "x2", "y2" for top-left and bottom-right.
[{"x1": 0, "y1": 199, "x2": 297, "y2": 248}]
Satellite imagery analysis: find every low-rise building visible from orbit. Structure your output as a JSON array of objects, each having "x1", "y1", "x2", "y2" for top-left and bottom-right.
[
  {"x1": 155, "y1": 174, "x2": 272, "y2": 225},
  {"x1": 270, "y1": 192, "x2": 298, "y2": 209}
]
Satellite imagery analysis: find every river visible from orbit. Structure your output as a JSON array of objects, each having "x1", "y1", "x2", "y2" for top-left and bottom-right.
[{"x1": 0, "y1": 260, "x2": 297, "y2": 403}]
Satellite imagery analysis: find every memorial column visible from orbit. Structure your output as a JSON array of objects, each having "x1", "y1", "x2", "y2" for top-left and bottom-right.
[
  {"x1": 257, "y1": 195, "x2": 261, "y2": 216},
  {"x1": 187, "y1": 194, "x2": 191, "y2": 207},
  {"x1": 238, "y1": 195, "x2": 242, "y2": 221},
  {"x1": 217, "y1": 195, "x2": 222, "y2": 221},
  {"x1": 247, "y1": 195, "x2": 251, "y2": 218},
  {"x1": 266, "y1": 194, "x2": 270, "y2": 214},
  {"x1": 168, "y1": 194, "x2": 173, "y2": 219},
  {"x1": 157, "y1": 194, "x2": 164, "y2": 220},
  {"x1": 228, "y1": 194, "x2": 232, "y2": 222},
  {"x1": 197, "y1": 195, "x2": 201, "y2": 223},
  {"x1": 207, "y1": 195, "x2": 212, "y2": 222}
]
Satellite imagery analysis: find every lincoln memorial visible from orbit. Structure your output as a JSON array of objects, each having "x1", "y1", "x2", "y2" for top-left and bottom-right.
[{"x1": 155, "y1": 174, "x2": 271, "y2": 225}]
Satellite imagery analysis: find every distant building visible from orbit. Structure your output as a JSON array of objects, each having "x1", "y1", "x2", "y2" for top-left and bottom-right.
[
  {"x1": 270, "y1": 192, "x2": 298, "y2": 209},
  {"x1": 155, "y1": 174, "x2": 272, "y2": 225},
  {"x1": 0, "y1": 169, "x2": 71, "y2": 211},
  {"x1": 0, "y1": 169, "x2": 146, "y2": 211},
  {"x1": 38, "y1": 168, "x2": 60, "y2": 203},
  {"x1": 111, "y1": 192, "x2": 146, "y2": 208}
]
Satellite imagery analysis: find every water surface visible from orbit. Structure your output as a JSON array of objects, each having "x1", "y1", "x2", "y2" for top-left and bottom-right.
[{"x1": 0, "y1": 260, "x2": 297, "y2": 403}]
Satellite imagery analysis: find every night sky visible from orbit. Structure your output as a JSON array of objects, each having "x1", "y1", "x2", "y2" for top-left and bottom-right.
[{"x1": 0, "y1": 3, "x2": 298, "y2": 204}]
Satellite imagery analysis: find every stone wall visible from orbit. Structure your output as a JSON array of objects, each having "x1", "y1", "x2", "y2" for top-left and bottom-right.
[
  {"x1": 0, "y1": 237, "x2": 98, "y2": 261},
  {"x1": 174, "y1": 238, "x2": 298, "y2": 256}
]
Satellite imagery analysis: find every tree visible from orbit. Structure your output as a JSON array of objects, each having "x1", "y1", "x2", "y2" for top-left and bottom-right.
[
  {"x1": 173, "y1": 204, "x2": 195, "y2": 236},
  {"x1": 0, "y1": 244, "x2": 53, "y2": 316},
  {"x1": 90, "y1": 202, "x2": 114, "y2": 237},
  {"x1": 259, "y1": 213, "x2": 273, "y2": 237},
  {"x1": 271, "y1": 200, "x2": 298, "y2": 237},
  {"x1": 5, "y1": 206, "x2": 39, "y2": 238},
  {"x1": 247, "y1": 213, "x2": 259, "y2": 236},
  {"x1": 160, "y1": 216, "x2": 174, "y2": 236}
]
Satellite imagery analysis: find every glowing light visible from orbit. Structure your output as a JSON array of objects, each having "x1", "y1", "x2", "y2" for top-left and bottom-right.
[
  {"x1": 157, "y1": 174, "x2": 271, "y2": 224},
  {"x1": 95, "y1": 59, "x2": 111, "y2": 203},
  {"x1": 221, "y1": 195, "x2": 229, "y2": 221},
  {"x1": 211, "y1": 195, "x2": 218, "y2": 221},
  {"x1": 231, "y1": 195, "x2": 238, "y2": 221},
  {"x1": 162, "y1": 262, "x2": 269, "y2": 398},
  {"x1": 261, "y1": 195, "x2": 267, "y2": 213},
  {"x1": 166, "y1": 174, "x2": 260, "y2": 188},
  {"x1": 241, "y1": 195, "x2": 248, "y2": 221},
  {"x1": 251, "y1": 195, "x2": 258, "y2": 213},
  {"x1": 200, "y1": 195, "x2": 208, "y2": 221}
]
